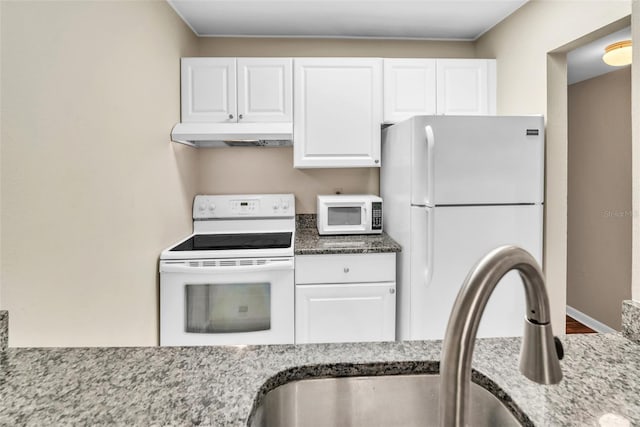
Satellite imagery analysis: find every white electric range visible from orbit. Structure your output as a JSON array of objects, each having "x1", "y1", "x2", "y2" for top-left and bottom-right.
[{"x1": 159, "y1": 194, "x2": 295, "y2": 346}]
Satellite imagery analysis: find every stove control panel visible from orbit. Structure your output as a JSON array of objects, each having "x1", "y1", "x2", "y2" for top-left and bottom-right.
[{"x1": 193, "y1": 194, "x2": 295, "y2": 219}]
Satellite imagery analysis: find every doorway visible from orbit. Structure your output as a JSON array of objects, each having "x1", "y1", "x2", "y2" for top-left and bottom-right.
[{"x1": 565, "y1": 27, "x2": 632, "y2": 333}]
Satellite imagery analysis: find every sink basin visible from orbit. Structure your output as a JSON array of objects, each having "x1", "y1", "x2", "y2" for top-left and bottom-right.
[{"x1": 250, "y1": 374, "x2": 522, "y2": 427}]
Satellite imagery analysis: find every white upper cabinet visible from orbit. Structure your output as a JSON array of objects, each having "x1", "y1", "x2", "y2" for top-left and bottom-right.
[
  {"x1": 383, "y1": 58, "x2": 496, "y2": 122},
  {"x1": 181, "y1": 57, "x2": 292, "y2": 123},
  {"x1": 294, "y1": 58, "x2": 383, "y2": 168},
  {"x1": 237, "y1": 58, "x2": 292, "y2": 122},
  {"x1": 383, "y1": 59, "x2": 436, "y2": 123},
  {"x1": 436, "y1": 59, "x2": 496, "y2": 116},
  {"x1": 181, "y1": 58, "x2": 236, "y2": 123}
]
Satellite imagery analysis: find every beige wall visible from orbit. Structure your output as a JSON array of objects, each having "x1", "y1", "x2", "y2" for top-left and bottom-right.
[
  {"x1": 632, "y1": 0, "x2": 640, "y2": 302},
  {"x1": 3, "y1": 1, "x2": 636, "y2": 347},
  {"x1": 197, "y1": 147, "x2": 379, "y2": 213},
  {"x1": 196, "y1": 37, "x2": 476, "y2": 212},
  {"x1": 0, "y1": 9, "x2": 478, "y2": 345},
  {"x1": 0, "y1": 0, "x2": 3, "y2": 310},
  {"x1": 476, "y1": 0, "x2": 631, "y2": 333},
  {"x1": 567, "y1": 68, "x2": 632, "y2": 330},
  {"x1": 0, "y1": 1, "x2": 199, "y2": 346},
  {"x1": 197, "y1": 37, "x2": 476, "y2": 58}
]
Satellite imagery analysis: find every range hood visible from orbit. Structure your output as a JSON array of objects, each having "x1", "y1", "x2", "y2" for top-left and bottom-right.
[{"x1": 171, "y1": 122, "x2": 293, "y2": 148}]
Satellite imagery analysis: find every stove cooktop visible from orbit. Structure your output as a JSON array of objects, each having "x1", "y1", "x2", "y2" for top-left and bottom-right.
[{"x1": 169, "y1": 232, "x2": 292, "y2": 252}]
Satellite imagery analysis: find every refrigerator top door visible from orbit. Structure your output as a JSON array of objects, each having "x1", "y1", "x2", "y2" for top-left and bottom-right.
[
  {"x1": 413, "y1": 115, "x2": 544, "y2": 205},
  {"x1": 382, "y1": 117, "x2": 433, "y2": 208},
  {"x1": 411, "y1": 122, "x2": 434, "y2": 207}
]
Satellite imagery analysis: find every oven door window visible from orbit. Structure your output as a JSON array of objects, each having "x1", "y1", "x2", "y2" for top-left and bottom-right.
[
  {"x1": 327, "y1": 207, "x2": 362, "y2": 226},
  {"x1": 185, "y1": 282, "x2": 271, "y2": 333}
]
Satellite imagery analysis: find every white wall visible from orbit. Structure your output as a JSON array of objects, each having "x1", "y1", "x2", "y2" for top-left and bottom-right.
[
  {"x1": 0, "y1": 1, "x2": 199, "y2": 346},
  {"x1": 476, "y1": 0, "x2": 631, "y2": 333}
]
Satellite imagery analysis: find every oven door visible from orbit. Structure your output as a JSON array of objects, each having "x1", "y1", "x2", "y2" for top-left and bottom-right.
[{"x1": 160, "y1": 257, "x2": 294, "y2": 346}]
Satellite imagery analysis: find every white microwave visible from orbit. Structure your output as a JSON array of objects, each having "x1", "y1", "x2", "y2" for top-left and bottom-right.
[{"x1": 317, "y1": 195, "x2": 383, "y2": 235}]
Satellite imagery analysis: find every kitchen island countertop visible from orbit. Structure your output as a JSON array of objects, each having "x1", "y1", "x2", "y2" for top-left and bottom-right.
[{"x1": 1, "y1": 333, "x2": 640, "y2": 426}]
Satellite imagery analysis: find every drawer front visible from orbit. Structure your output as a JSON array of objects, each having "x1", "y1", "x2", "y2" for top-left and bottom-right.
[{"x1": 296, "y1": 253, "x2": 395, "y2": 284}]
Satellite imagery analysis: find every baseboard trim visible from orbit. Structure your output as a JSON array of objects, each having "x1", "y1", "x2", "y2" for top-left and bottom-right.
[{"x1": 566, "y1": 305, "x2": 617, "y2": 334}]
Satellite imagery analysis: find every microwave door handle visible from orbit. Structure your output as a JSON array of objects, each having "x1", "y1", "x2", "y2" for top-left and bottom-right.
[{"x1": 161, "y1": 260, "x2": 294, "y2": 274}]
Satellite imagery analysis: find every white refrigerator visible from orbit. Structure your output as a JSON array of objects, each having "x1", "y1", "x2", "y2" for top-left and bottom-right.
[{"x1": 381, "y1": 115, "x2": 544, "y2": 340}]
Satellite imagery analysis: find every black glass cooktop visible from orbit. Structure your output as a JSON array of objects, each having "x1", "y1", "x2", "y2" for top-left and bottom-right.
[{"x1": 170, "y1": 232, "x2": 292, "y2": 251}]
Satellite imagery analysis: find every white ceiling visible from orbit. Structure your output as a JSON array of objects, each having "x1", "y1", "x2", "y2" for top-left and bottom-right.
[
  {"x1": 168, "y1": 0, "x2": 528, "y2": 40},
  {"x1": 567, "y1": 27, "x2": 632, "y2": 85}
]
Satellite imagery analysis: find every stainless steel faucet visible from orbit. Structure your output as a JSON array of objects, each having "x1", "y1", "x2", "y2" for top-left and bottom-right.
[{"x1": 439, "y1": 245, "x2": 563, "y2": 427}]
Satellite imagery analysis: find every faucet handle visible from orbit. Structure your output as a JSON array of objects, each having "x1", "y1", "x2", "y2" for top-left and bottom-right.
[{"x1": 554, "y1": 336, "x2": 564, "y2": 360}]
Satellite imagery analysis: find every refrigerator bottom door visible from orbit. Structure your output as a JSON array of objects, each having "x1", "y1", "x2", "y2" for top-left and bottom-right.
[{"x1": 412, "y1": 204, "x2": 543, "y2": 340}]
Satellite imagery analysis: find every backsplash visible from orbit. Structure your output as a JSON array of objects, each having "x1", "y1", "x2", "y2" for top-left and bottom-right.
[
  {"x1": 296, "y1": 214, "x2": 316, "y2": 230},
  {"x1": 622, "y1": 300, "x2": 640, "y2": 344}
]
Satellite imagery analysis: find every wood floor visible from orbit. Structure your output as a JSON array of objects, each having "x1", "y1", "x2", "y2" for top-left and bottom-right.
[{"x1": 566, "y1": 315, "x2": 596, "y2": 334}]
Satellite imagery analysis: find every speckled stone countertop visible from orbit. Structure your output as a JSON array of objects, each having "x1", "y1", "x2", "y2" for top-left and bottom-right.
[
  {"x1": 295, "y1": 214, "x2": 401, "y2": 255},
  {"x1": 0, "y1": 311, "x2": 7, "y2": 351},
  {"x1": 1, "y1": 333, "x2": 640, "y2": 426},
  {"x1": 622, "y1": 300, "x2": 640, "y2": 344}
]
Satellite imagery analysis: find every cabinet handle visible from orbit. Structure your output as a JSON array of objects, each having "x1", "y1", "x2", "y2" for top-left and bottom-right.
[
  {"x1": 228, "y1": 114, "x2": 234, "y2": 119},
  {"x1": 344, "y1": 267, "x2": 350, "y2": 273},
  {"x1": 389, "y1": 288, "x2": 395, "y2": 294},
  {"x1": 239, "y1": 114, "x2": 244, "y2": 119},
  {"x1": 374, "y1": 160, "x2": 380, "y2": 164}
]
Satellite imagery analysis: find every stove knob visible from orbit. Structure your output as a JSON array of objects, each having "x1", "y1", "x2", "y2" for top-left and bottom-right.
[
  {"x1": 281, "y1": 200, "x2": 290, "y2": 210},
  {"x1": 208, "y1": 203, "x2": 216, "y2": 212},
  {"x1": 198, "y1": 203, "x2": 206, "y2": 212},
  {"x1": 273, "y1": 203, "x2": 280, "y2": 211}
]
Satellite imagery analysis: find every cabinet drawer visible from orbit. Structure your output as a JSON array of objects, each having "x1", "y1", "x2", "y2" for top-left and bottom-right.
[{"x1": 296, "y1": 253, "x2": 395, "y2": 284}]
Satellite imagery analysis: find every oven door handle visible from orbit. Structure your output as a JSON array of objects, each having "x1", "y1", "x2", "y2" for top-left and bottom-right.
[{"x1": 160, "y1": 260, "x2": 294, "y2": 274}]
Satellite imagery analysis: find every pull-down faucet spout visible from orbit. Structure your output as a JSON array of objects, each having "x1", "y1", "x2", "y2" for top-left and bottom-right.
[{"x1": 439, "y1": 245, "x2": 563, "y2": 427}]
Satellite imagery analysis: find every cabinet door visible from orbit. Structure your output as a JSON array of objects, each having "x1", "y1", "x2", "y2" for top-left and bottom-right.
[
  {"x1": 237, "y1": 58, "x2": 292, "y2": 123},
  {"x1": 383, "y1": 59, "x2": 436, "y2": 123},
  {"x1": 181, "y1": 58, "x2": 237, "y2": 123},
  {"x1": 295, "y1": 282, "x2": 396, "y2": 344},
  {"x1": 294, "y1": 58, "x2": 383, "y2": 168},
  {"x1": 436, "y1": 59, "x2": 496, "y2": 116}
]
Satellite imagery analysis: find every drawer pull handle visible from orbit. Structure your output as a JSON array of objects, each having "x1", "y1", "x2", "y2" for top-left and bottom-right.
[
  {"x1": 344, "y1": 267, "x2": 350, "y2": 273},
  {"x1": 389, "y1": 288, "x2": 395, "y2": 294}
]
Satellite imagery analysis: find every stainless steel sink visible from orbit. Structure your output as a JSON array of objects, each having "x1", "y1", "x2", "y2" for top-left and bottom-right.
[{"x1": 250, "y1": 374, "x2": 522, "y2": 427}]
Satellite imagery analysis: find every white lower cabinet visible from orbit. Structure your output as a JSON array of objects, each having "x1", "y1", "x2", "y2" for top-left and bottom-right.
[{"x1": 295, "y1": 253, "x2": 396, "y2": 344}]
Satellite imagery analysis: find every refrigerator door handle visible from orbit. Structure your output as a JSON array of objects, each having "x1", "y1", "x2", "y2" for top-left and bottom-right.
[
  {"x1": 425, "y1": 207, "x2": 434, "y2": 286},
  {"x1": 424, "y1": 125, "x2": 435, "y2": 207}
]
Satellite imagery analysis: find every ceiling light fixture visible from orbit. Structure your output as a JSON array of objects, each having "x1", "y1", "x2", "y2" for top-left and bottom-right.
[{"x1": 602, "y1": 40, "x2": 632, "y2": 66}]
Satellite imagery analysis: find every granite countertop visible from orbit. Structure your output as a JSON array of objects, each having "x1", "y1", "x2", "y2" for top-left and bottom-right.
[
  {"x1": 1, "y1": 333, "x2": 640, "y2": 426},
  {"x1": 295, "y1": 214, "x2": 401, "y2": 255},
  {"x1": 295, "y1": 228, "x2": 401, "y2": 255}
]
